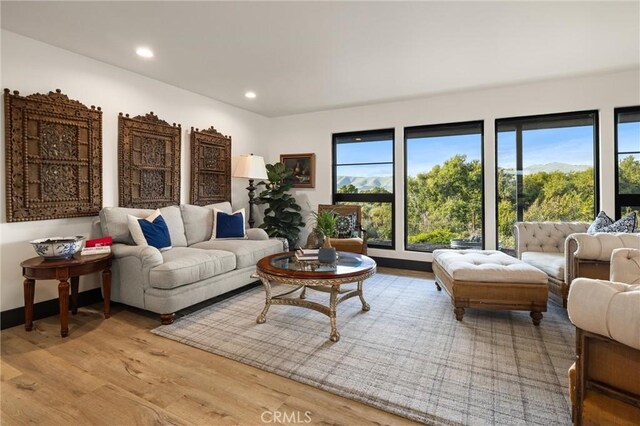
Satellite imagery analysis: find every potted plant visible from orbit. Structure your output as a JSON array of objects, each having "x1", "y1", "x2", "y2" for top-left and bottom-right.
[
  {"x1": 257, "y1": 162, "x2": 305, "y2": 249},
  {"x1": 309, "y1": 209, "x2": 338, "y2": 248}
]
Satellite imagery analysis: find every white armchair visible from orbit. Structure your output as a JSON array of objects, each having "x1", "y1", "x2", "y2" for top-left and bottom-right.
[{"x1": 567, "y1": 248, "x2": 640, "y2": 425}]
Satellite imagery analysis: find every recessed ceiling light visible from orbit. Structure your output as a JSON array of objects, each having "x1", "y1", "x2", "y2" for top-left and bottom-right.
[
  {"x1": 136, "y1": 47, "x2": 154, "y2": 58},
  {"x1": 245, "y1": 91, "x2": 257, "y2": 99}
]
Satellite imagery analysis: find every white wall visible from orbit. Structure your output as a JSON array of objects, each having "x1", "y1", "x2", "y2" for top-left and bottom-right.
[
  {"x1": 0, "y1": 31, "x2": 271, "y2": 311},
  {"x1": 270, "y1": 69, "x2": 640, "y2": 263}
]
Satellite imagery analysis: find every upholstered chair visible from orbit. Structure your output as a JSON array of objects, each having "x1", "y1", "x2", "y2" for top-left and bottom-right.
[
  {"x1": 317, "y1": 204, "x2": 368, "y2": 255},
  {"x1": 567, "y1": 248, "x2": 640, "y2": 425},
  {"x1": 513, "y1": 221, "x2": 640, "y2": 307}
]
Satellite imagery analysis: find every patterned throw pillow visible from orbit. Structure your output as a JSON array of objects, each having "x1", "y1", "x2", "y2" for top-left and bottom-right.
[
  {"x1": 335, "y1": 213, "x2": 356, "y2": 238},
  {"x1": 588, "y1": 211, "x2": 637, "y2": 234},
  {"x1": 587, "y1": 211, "x2": 613, "y2": 234}
]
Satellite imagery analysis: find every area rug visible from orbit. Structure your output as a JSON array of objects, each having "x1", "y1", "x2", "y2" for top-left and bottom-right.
[{"x1": 152, "y1": 273, "x2": 575, "y2": 425}]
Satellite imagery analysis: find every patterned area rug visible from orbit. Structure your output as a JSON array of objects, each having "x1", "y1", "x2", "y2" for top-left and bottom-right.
[{"x1": 152, "y1": 273, "x2": 575, "y2": 425}]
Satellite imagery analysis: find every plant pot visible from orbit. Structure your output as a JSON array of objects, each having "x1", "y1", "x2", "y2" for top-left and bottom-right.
[{"x1": 318, "y1": 247, "x2": 337, "y2": 264}]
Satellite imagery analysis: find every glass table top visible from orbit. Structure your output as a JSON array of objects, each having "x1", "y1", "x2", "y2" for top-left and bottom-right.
[{"x1": 268, "y1": 251, "x2": 374, "y2": 275}]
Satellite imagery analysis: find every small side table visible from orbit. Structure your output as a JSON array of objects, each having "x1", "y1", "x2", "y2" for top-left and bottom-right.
[{"x1": 21, "y1": 253, "x2": 113, "y2": 337}]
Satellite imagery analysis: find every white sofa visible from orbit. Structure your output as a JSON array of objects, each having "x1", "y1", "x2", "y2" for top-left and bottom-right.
[
  {"x1": 513, "y1": 221, "x2": 639, "y2": 307},
  {"x1": 96, "y1": 202, "x2": 284, "y2": 323}
]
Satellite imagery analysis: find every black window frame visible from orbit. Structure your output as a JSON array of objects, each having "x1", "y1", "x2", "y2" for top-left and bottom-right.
[
  {"x1": 614, "y1": 106, "x2": 640, "y2": 219},
  {"x1": 403, "y1": 120, "x2": 485, "y2": 253},
  {"x1": 332, "y1": 128, "x2": 395, "y2": 250},
  {"x1": 494, "y1": 110, "x2": 600, "y2": 249}
]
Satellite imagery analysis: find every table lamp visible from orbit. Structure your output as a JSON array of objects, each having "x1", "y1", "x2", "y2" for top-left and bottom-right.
[{"x1": 232, "y1": 154, "x2": 268, "y2": 228}]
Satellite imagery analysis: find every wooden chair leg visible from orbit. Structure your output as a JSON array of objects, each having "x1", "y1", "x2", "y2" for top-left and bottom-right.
[{"x1": 160, "y1": 313, "x2": 175, "y2": 325}]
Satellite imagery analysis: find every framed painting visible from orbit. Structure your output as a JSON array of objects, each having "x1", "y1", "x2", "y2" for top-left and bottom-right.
[{"x1": 280, "y1": 153, "x2": 315, "y2": 188}]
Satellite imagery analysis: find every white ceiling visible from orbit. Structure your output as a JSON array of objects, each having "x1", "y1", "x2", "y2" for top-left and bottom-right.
[{"x1": 2, "y1": 1, "x2": 639, "y2": 117}]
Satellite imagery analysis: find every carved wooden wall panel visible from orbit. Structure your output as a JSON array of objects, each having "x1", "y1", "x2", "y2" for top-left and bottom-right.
[
  {"x1": 118, "y1": 112, "x2": 181, "y2": 209},
  {"x1": 4, "y1": 89, "x2": 103, "y2": 222},
  {"x1": 190, "y1": 126, "x2": 231, "y2": 206}
]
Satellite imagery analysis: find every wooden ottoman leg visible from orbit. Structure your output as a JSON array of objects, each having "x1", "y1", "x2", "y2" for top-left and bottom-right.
[
  {"x1": 454, "y1": 307, "x2": 465, "y2": 321},
  {"x1": 530, "y1": 310, "x2": 543, "y2": 326}
]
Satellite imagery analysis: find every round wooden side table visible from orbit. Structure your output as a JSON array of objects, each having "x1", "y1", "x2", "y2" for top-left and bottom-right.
[{"x1": 20, "y1": 253, "x2": 113, "y2": 337}]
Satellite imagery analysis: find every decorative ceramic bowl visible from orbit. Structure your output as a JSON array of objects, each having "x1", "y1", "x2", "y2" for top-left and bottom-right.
[{"x1": 29, "y1": 236, "x2": 85, "y2": 260}]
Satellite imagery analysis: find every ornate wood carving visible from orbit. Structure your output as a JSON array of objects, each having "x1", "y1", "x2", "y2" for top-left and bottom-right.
[
  {"x1": 4, "y1": 89, "x2": 103, "y2": 222},
  {"x1": 118, "y1": 112, "x2": 181, "y2": 209},
  {"x1": 190, "y1": 126, "x2": 231, "y2": 206}
]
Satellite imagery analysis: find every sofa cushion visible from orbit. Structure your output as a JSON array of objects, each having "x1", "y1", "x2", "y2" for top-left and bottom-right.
[
  {"x1": 190, "y1": 239, "x2": 282, "y2": 269},
  {"x1": 521, "y1": 251, "x2": 564, "y2": 280},
  {"x1": 100, "y1": 205, "x2": 188, "y2": 247},
  {"x1": 432, "y1": 249, "x2": 548, "y2": 284},
  {"x1": 149, "y1": 247, "x2": 236, "y2": 290},
  {"x1": 181, "y1": 202, "x2": 233, "y2": 246},
  {"x1": 127, "y1": 209, "x2": 172, "y2": 251},
  {"x1": 588, "y1": 211, "x2": 637, "y2": 234}
]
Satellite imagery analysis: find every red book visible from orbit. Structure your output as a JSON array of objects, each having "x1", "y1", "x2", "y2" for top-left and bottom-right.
[{"x1": 85, "y1": 236, "x2": 113, "y2": 248}]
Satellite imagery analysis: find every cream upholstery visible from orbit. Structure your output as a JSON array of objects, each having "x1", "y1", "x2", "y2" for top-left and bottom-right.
[
  {"x1": 513, "y1": 221, "x2": 589, "y2": 257},
  {"x1": 149, "y1": 248, "x2": 236, "y2": 290},
  {"x1": 610, "y1": 248, "x2": 640, "y2": 284},
  {"x1": 432, "y1": 250, "x2": 548, "y2": 284},
  {"x1": 521, "y1": 252, "x2": 564, "y2": 280},
  {"x1": 568, "y1": 248, "x2": 640, "y2": 351},
  {"x1": 190, "y1": 239, "x2": 283, "y2": 269},
  {"x1": 567, "y1": 233, "x2": 640, "y2": 262}
]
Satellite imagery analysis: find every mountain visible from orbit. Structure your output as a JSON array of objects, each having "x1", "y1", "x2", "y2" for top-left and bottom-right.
[
  {"x1": 336, "y1": 176, "x2": 393, "y2": 192},
  {"x1": 524, "y1": 162, "x2": 591, "y2": 174},
  {"x1": 502, "y1": 162, "x2": 592, "y2": 175}
]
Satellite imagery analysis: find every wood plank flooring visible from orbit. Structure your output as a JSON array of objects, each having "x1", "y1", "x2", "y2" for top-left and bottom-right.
[{"x1": 1, "y1": 268, "x2": 430, "y2": 425}]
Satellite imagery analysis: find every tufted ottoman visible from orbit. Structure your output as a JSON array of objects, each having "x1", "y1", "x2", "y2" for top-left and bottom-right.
[{"x1": 432, "y1": 249, "x2": 549, "y2": 325}]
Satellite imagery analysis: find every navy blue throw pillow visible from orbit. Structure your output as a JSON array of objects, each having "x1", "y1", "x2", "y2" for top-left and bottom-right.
[
  {"x1": 138, "y1": 214, "x2": 172, "y2": 250},
  {"x1": 215, "y1": 211, "x2": 245, "y2": 239}
]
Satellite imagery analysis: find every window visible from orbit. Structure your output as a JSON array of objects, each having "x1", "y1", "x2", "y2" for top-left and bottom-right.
[
  {"x1": 333, "y1": 129, "x2": 394, "y2": 249},
  {"x1": 405, "y1": 121, "x2": 484, "y2": 252},
  {"x1": 615, "y1": 106, "x2": 640, "y2": 219},
  {"x1": 496, "y1": 111, "x2": 599, "y2": 254}
]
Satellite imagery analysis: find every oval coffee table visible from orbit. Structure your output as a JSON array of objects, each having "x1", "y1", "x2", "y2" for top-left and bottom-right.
[{"x1": 254, "y1": 251, "x2": 377, "y2": 342}]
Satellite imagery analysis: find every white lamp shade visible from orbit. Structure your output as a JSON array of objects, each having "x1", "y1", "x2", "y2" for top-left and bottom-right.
[{"x1": 233, "y1": 154, "x2": 268, "y2": 179}]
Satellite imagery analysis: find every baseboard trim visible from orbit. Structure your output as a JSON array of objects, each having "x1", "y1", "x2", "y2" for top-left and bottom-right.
[
  {"x1": 371, "y1": 256, "x2": 432, "y2": 272},
  {"x1": 1, "y1": 288, "x2": 104, "y2": 330}
]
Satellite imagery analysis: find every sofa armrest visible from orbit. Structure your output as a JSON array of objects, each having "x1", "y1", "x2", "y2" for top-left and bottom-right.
[
  {"x1": 112, "y1": 243, "x2": 163, "y2": 268},
  {"x1": 246, "y1": 228, "x2": 269, "y2": 240},
  {"x1": 513, "y1": 221, "x2": 590, "y2": 258},
  {"x1": 567, "y1": 233, "x2": 640, "y2": 262},
  {"x1": 610, "y1": 248, "x2": 640, "y2": 284}
]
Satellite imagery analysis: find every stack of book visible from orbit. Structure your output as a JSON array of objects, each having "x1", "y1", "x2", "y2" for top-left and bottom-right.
[
  {"x1": 295, "y1": 248, "x2": 319, "y2": 262},
  {"x1": 81, "y1": 236, "x2": 113, "y2": 256}
]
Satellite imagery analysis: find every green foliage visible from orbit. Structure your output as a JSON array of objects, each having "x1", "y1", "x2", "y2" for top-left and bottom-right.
[
  {"x1": 497, "y1": 167, "x2": 596, "y2": 249},
  {"x1": 335, "y1": 185, "x2": 393, "y2": 244},
  {"x1": 619, "y1": 155, "x2": 640, "y2": 194},
  {"x1": 257, "y1": 162, "x2": 305, "y2": 243},
  {"x1": 337, "y1": 184, "x2": 358, "y2": 194},
  {"x1": 309, "y1": 209, "x2": 337, "y2": 237},
  {"x1": 408, "y1": 229, "x2": 462, "y2": 244},
  {"x1": 406, "y1": 155, "x2": 482, "y2": 244}
]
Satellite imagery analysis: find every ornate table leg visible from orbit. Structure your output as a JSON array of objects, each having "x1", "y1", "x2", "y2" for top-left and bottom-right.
[
  {"x1": 300, "y1": 285, "x2": 307, "y2": 299},
  {"x1": 102, "y1": 265, "x2": 112, "y2": 319},
  {"x1": 256, "y1": 277, "x2": 272, "y2": 324},
  {"x1": 329, "y1": 285, "x2": 340, "y2": 342},
  {"x1": 70, "y1": 277, "x2": 79, "y2": 315},
  {"x1": 23, "y1": 279, "x2": 35, "y2": 332},
  {"x1": 58, "y1": 279, "x2": 70, "y2": 337},
  {"x1": 357, "y1": 280, "x2": 370, "y2": 311}
]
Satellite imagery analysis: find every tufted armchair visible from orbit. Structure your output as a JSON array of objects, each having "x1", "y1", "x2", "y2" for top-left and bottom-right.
[
  {"x1": 513, "y1": 222, "x2": 640, "y2": 307},
  {"x1": 513, "y1": 222, "x2": 589, "y2": 307},
  {"x1": 567, "y1": 248, "x2": 640, "y2": 425}
]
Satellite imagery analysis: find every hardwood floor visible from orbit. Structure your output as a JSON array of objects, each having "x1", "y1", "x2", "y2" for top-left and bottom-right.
[{"x1": 1, "y1": 267, "x2": 429, "y2": 425}]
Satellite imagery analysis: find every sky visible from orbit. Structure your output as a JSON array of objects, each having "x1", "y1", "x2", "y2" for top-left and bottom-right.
[{"x1": 335, "y1": 122, "x2": 640, "y2": 178}]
